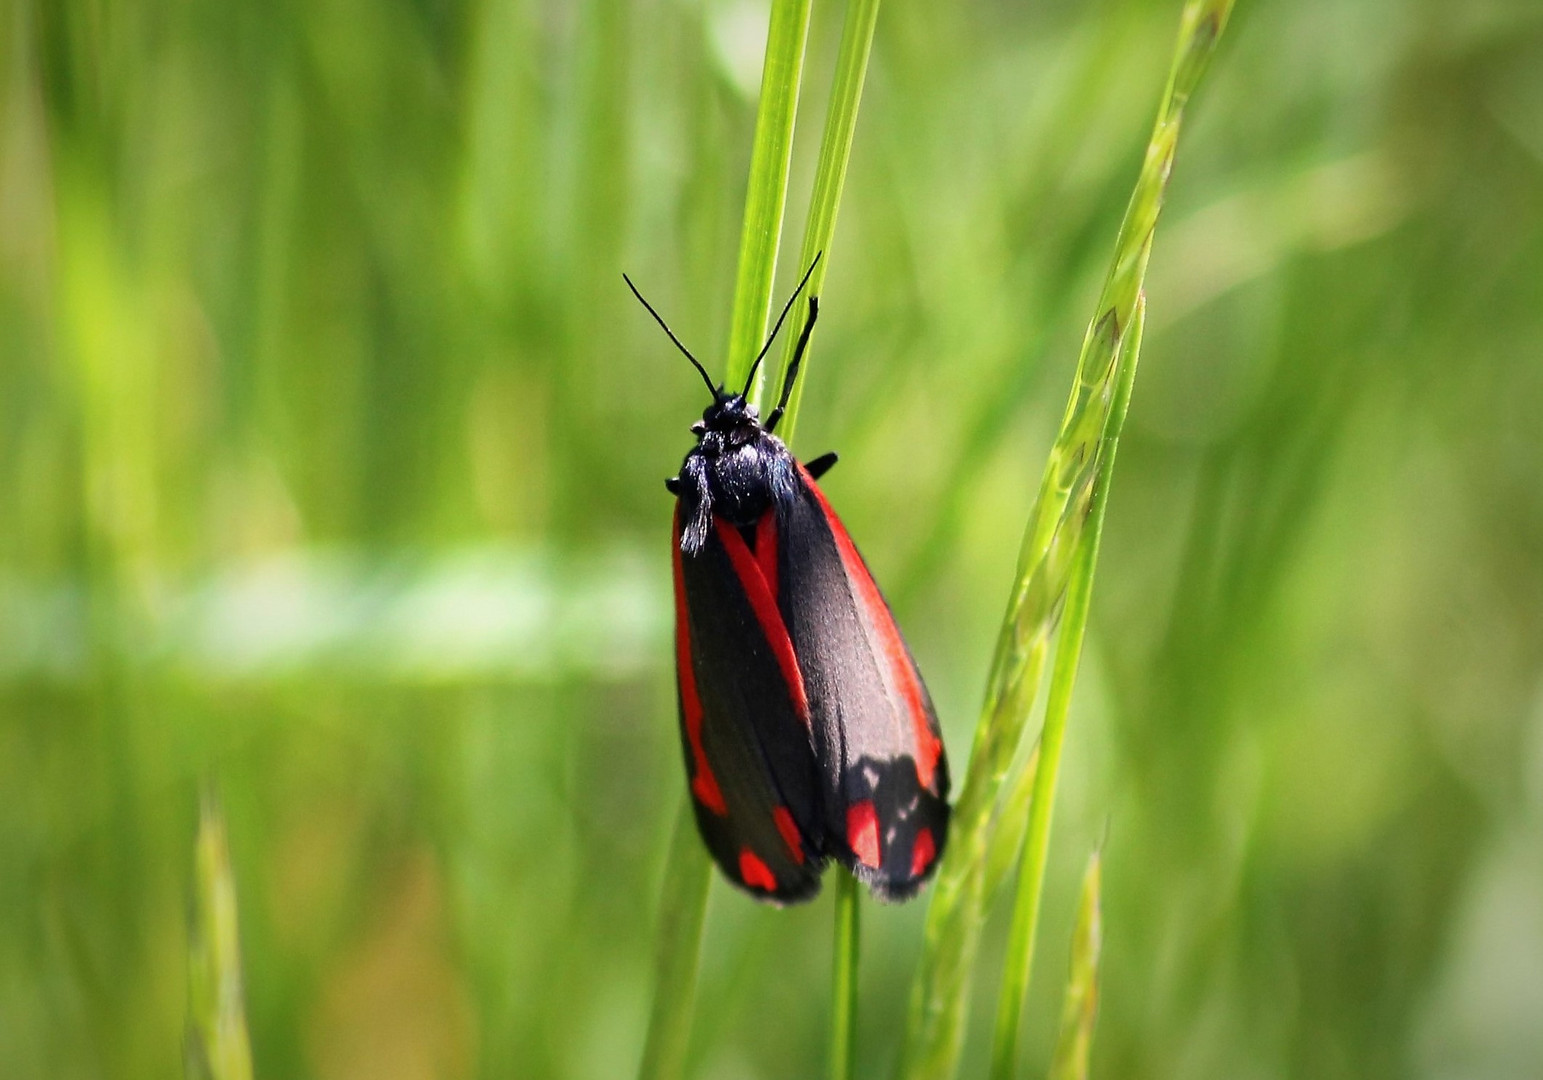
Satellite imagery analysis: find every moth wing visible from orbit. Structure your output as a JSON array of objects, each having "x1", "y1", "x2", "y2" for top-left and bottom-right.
[
  {"x1": 673, "y1": 509, "x2": 826, "y2": 903},
  {"x1": 776, "y1": 465, "x2": 950, "y2": 902}
]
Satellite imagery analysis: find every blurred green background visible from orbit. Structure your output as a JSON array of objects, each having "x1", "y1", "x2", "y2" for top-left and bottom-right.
[{"x1": 5, "y1": 0, "x2": 1543, "y2": 1077}]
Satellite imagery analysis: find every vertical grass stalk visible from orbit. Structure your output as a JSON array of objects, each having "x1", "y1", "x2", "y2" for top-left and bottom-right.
[
  {"x1": 902, "y1": 3, "x2": 1234, "y2": 1077},
  {"x1": 773, "y1": 0, "x2": 883, "y2": 445},
  {"x1": 638, "y1": 800, "x2": 714, "y2": 1080},
  {"x1": 1047, "y1": 851, "x2": 1105, "y2": 1080},
  {"x1": 828, "y1": 871, "x2": 861, "y2": 1080},
  {"x1": 726, "y1": 0, "x2": 815, "y2": 396},
  {"x1": 186, "y1": 790, "x2": 254, "y2": 1080},
  {"x1": 987, "y1": 299, "x2": 1142, "y2": 1080},
  {"x1": 640, "y1": 5, "x2": 813, "y2": 1077}
]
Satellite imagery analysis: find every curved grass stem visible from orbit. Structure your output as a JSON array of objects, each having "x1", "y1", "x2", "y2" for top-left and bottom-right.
[{"x1": 901, "y1": 4, "x2": 1235, "y2": 1076}]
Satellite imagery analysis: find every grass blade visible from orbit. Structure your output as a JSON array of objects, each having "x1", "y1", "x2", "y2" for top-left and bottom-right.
[
  {"x1": 642, "y1": 6, "x2": 815, "y2": 1072},
  {"x1": 982, "y1": 741, "x2": 1040, "y2": 904},
  {"x1": 787, "y1": 8, "x2": 890, "y2": 1072},
  {"x1": 903, "y1": 4, "x2": 1235, "y2": 1077},
  {"x1": 1047, "y1": 852, "x2": 1104, "y2": 1080},
  {"x1": 772, "y1": 0, "x2": 883, "y2": 444},
  {"x1": 725, "y1": 0, "x2": 816, "y2": 397},
  {"x1": 637, "y1": 799, "x2": 714, "y2": 1080},
  {"x1": 828, "y1": 870, "x2": 861, "y2": 1080},
  {"x1": 186, "y1": 790, "x2": 254, "y2": 1080},
  {"x1": 987, "y1": 298, "x2": 1143, "y2": 1080}
]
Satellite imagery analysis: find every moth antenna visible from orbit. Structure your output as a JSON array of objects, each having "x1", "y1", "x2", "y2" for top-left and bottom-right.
[
  {"x1": 765, "y1": 294, "x2": 818, "y2": 433},
  {"x1": 624, "y1": 273, "x2": 718, "y2": 399},
  {"x1": 741, "y1": 252, "x2": 824, "y2": 397}
]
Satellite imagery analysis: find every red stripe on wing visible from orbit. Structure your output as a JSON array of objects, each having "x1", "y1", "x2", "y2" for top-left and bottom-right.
[
  {"x1": 798, "y1": 466, "x2": 943, "y2": 793},
  {"x1": 715, "y1": 517, "x2": 809, "y2": 722},
  {"x1": 772, "y1": 805, "x2": 805, "y2": 864},
  {"x1": 673, "y1": 509, "x2": 728, "y2": 815},
  {"x1": 755, "y1": 512, "x2": 779, "y2": 599}
]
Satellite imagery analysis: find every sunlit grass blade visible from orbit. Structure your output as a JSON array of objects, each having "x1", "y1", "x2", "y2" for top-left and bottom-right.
[
  {"x1": 638, "y1": 800, "x2": 714, "y2": 1080},
  {"x1": 828, "y1": 870, "x2": 861, "y2": 1080},
  {"x1": 776, "y1": 7, "x2": 890, "y2": 1074},
  {"x1": 902, "y1": 3, "x2": 1235, "y2": 1077},
  {"x1": 772, "y1": 0, "x2": 882, "y2": 445},
  {"x1": 982, "y1": 741, "x2": 1040, "y2": 904},
  {"x1": 988, "y1": 298, "x2": 1143, "y2": 1080},
  {"x1": 641, "y1": 6, "x2": 813, "y2": 1075},
  {"x1": 1047, "y1": 851, "x2": 1104, "y2": 1080},
  {"x1": 726, "y1": 0, "x2": 815, "y2": 397},
  {"x1": 186, "y1": 790, "x2": 253, "y2": 1080}
]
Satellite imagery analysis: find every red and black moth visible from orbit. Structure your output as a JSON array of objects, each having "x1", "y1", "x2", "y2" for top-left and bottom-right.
[{"x1": 626, "y1": 256, "x2": 950, "y2": 904}]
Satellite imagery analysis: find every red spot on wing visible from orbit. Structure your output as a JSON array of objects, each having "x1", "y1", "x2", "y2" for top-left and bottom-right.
[
  {"x1": 910, "y1": 827, "x2": 937, "y2": 878},
  {"x1": 798, "y1": 466, "x2": 942, "y2": 793},
  {"x1": 715, "y1": 518, "x2": 809, "y2": 722},
  {"x1": 674, "y1": 510, "x2": 727, "y2": 815},
  {"x1": 738, "y1": 848, "x2": 778, "y2": 892},
  {"x1": 772, "y1": 805, "x2": 805, "y2": 864},
  {"x1": 847, "y1": 800, "x2": 881, "y2": 869}
]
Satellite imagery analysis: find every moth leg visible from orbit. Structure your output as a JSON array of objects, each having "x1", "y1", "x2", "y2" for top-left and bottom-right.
[{"x1": 804, "y1": 452, "x2": 838, "y2": 481}]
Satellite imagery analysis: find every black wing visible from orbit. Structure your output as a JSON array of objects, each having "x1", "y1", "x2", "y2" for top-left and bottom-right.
[
  {"x1": 672, "y1": 508, "x2": 827, "y2": 903},
  {"x1": 775, "y1": 464, "x2": 950, "y2": 902}
]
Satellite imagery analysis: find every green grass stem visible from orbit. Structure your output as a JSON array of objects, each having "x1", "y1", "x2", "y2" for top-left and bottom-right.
[
  {"x1": 785, "y1": 8, "x2": 889, "y2": 1070},
  {"x1": 640, "y1": 4, "x2": 828, "y2": 1074},
  {"x1": 828, "y1": 870, "x2": 861, "y2": 1080},
  {"x1": 902, "y1": 4, "x2": 1234, "y2": 1077},
  {"x1": 1047, "y1": 851, "x2": 1104, "y2": 1080},
  {"x1": 637, "y1": 799, "x2": 714, "y2": 1080},
  {"x1": 186, "y1": 790, "x2": 253, "y2": 1080},
  {"x1": 726, "y1": 0, "x2": 815, "y2": 398},
  {"x1": 772, "y1": 0, "x2": 883, "y2": 445},
  {"x1": 987, "y1": 298, "x2": 1143, "y2": 1080},
  {"x1": 982, "y1": 741, "x2": 1040, "y2": 904}
]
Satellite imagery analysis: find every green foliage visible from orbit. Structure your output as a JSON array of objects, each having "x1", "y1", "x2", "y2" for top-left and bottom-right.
[
  {"x1": 906, "y1": 4, "x2": 1230, "y2": 1075},
  {"x1": 5, "y1": 0, "x2": 1543, "y2": 1078},
  {"x1": 774, "y1": 0, "x2": 884, "y2": 446},
  {"x1": 1047, "y1": 852, "x2": 1103, "y2": 1080},
  {"x1": 186, "y1": 793, "x2": 254, "y2": 1080},
  {"x1": 986, "y1": 299, "x2": 1141, "y2": 1080},
  {"x1": 827, "y1": 871, "x2": 861, "y2": 1080},
  {"x1": 636, "y1": 802, "x2": 712, "y2": 1080},
  {"x1": 726, "y1": 0, "x2": 815, "y2": 397}
]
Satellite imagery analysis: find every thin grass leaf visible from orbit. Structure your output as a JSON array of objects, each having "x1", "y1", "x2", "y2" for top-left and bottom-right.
[
  {"x1": 638, "y1": 799, "x2": 714, "y2": 1080},
  {"x1": 772, "y1": 0, "x2": 883, "y2": 445},
  {"x1": 777, "y1": 8, "x2": 890, "y2": 1073},
  {"x1": 982, "y1": 741, "x2": 1040, "y2": 904},
  {"x1": 726, "y1": 0, "x2": 815, "y2": 397},
  {"x1": 988, "y1": 298, "x2": 1143, "y2": 1080},
  {"x1": 902, "y1": 4, "x2": 1234, "y2": 1077},
  {"x1": 186, "y1": 790, "x2": 253, "y2": 1080},
  {"x1": 1047, "y1": 852, "x2": 1104, "y2": 1080},
  {"x1": 828, "y1": 870, "x2": 861, "y2": 1080},
  {"x1": 640, "y1": 7, "x2": 814, "y2": 1075}
]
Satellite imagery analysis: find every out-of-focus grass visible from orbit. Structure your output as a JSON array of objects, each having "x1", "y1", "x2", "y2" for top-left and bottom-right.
[
  {"x1": 1047, "y1": 850, "x2": 1102, "y2": 1080},
  {"x1": 4, "y1": 1, "x2": 1543, "y2": 1079},
  {"x1": 907, "y1": 5, "x2": 1228, "y2": 1074},
  {"x1": 186, "y1": 792, "x2": 253, "y2": 1080}
]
